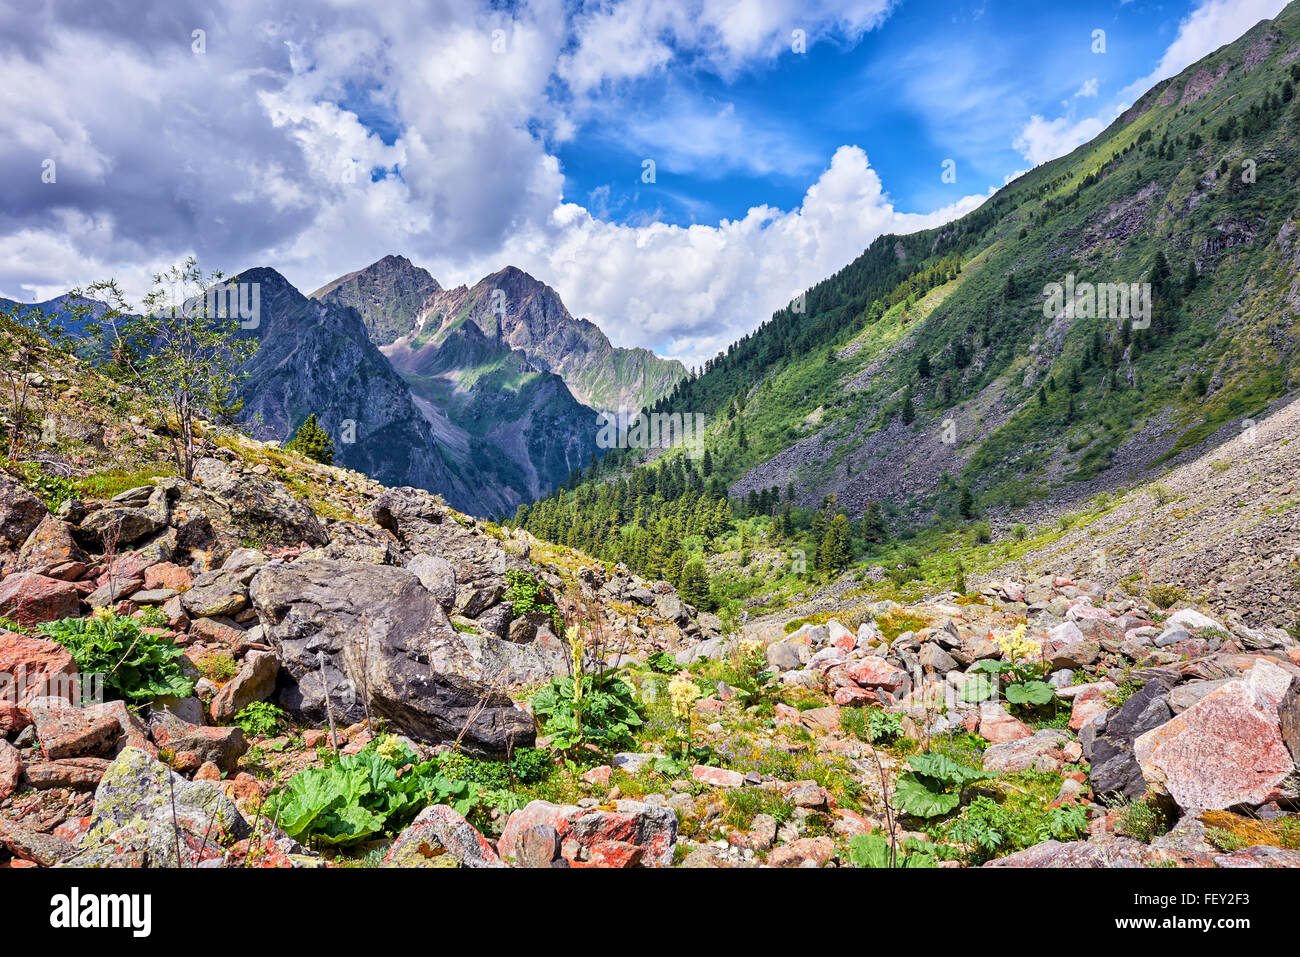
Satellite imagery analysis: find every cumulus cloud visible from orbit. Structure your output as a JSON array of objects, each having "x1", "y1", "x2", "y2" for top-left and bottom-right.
[
  {"x1": 0, "y1": 0, "x2": 983, "y2": 369},
  {"x1": 1013, "y1": 114, "x2": 1107, "y2": 166}
]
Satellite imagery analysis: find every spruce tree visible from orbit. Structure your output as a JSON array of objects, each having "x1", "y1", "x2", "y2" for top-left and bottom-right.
[{"x1": 286, "y1": 413, "x2": 335, "y2": 465}]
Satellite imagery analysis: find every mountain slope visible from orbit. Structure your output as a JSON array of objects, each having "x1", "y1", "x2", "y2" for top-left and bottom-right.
[
  {"x1": 513, "y1": 3, "x2": 1300, "y2": 611},
  {"x1": 593, "y1": 4, "x2": 1300, "y2": 521}
]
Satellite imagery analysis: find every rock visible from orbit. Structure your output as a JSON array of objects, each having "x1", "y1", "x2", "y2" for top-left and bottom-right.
[
  {"x1": 21, "y1": 756, "x2": 111, "y2": 789},
  {"x1": 611, "y1": 752, "x2": 660, "y2": 774},
  {"x1": 514, "y1": 824, "x2": 564, "y2": 868},
  {"x1": 180, "y1": 571, "x2": 248, "y2": 617},
  {"x1": 147, "y1": 711, "x2": 248, "y2": 773},
  {"x1": 843, "y1": 657, "x2": 909, "y2": 692},
  {"x1": 499, "y1": 799, "x2": 677, "y2": 868},
  {"x1": 983, "y1": 836, "x2": 1156, "y2": 867},
  {"x1": 919, "y1": 643, "x2": 957, "y2": 673},
  {"x1": 189, "y1": 457, "x2": 328, "y2": 550},
  {"x1": 0, "y1": 818, "x2": 77, "y2": 866},
  {"x1": 473, "y1": 602, "x2": 514, "y2": 640},
  {"x1": 1279, "y1": 680, "x2": 1300, "y2": 766},
  {"x1": 676, "y1": 635, "x2": 736, "y2": 665},
  {"x1": 208, "y1": 651, "x2": 279, "y2": 724},
  {"x1": 1215, "y1": 845, "x2": 1300, "y2": 868},
  {"x1": 680, "y1": 845, "x2": 757, "y2": 868},
  {"x1": 29, "y1": 701, "x2": 123, "y2": 758},
  {"x1": 799, "y1": 706, "x2": 842, "y2": 735},
  {"x1": 407, "y1": 554, "x2": 457, "y2": 612},
  {"x1": 1168, "y1": 679, "x2": 1234, "y2": 714},
  {"x1": 0, "y1": 474, "x2": 46, "y2": 555},
  {"x1": 0, "y1": 632, "x2": 78, "y2": 704},
  {"x1": 1134, "y1": 680, "x2": 1297, "y2": 810},
  {"x1": 691, "y1": 765, "x2": 744, "y2": 788},
  {"x1": 87, "y1": 576, "x2": 143, "y2": 609},
  {"x1": 68, "y1": 747, "x2": 250, "y2": 866},
  {"x1": 15, "y1": 516, "x2": 87, "y2": 575},
  {"x1": 382, "y1": 803, "x2": 504, "y2": 868},
  {"x1": 982, "y1": 729, "x2": 1071, "y2": 773},
  {"x1": 765, "y1": 641, "x2": 803, "y2": 672},
  {"x1": 250, "y1": 559, "x2": 538, "y2": 755},
  {"x1": 978, "y1": 703, "x2": 1031, "y2": 743},
  {"x1": 1089, "y1": 677, "x2": 1174, "y2": 800},
  {"x1": 1050, "y1": 640, "x2": 1101, "y2": 670},
  {"x1": 766, "y1": 836, "x2": 835, "y2": 868},
  {"x1": 581, "y1": 765, "x2": 612, "y2": 787},
  {"x1": 0, "y1": 739, "x2": 20, "y2": 799},
  {"x1": 144, "y1": 562, "x2": 194, "y2": 591},
  {"x1": 78, "y1": 506, "x2": 165, "y2": 547},
  {"x1": 0, "y1": 572, "x2": 81, "y2": 626},
  {"x1": 1068, "y1": 681, "x2": 1116, "y2": 730},
  {"x1": 1164, "y1": 609, "x2": 1224, "y2": 633}
]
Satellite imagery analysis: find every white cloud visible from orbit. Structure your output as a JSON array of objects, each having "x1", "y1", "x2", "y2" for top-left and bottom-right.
[
  {"x1": 1118, "y1": 0, "x2": 1288, "y2": 105},
  {"x1": 1074, "y1": 77, "x2": 1099, "y2": 98},
  {"x1": 471, "y1": 146, "x2": 988, "y2": 367},
  {"x1": 1012, "y1": 114, "x2": 1106, "y2": 166}
]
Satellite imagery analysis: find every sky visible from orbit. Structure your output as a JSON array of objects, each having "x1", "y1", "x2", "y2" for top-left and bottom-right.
[{"x1": 0, "y1": 0, "x2": 1288, "y2": 368}]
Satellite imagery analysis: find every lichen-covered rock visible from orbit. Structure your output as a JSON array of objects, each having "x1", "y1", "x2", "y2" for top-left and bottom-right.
[
  {"x1": 147, "y1": 711, "x2": 248, "y2": 773},
  {"x1": 208, "y1": 651, "x2": 279, "y2": 724},
  {"x1": 0, "y1": 631, "x2": 78, "y2": 704},
  {"x1": 0, "y1": 572, "x2": 81, "y2": 626},
  {"x1": 381, "y1": 803, "x2": 503, "y2": 868},
  {"x1": 65, "y1": 747, "x2": 250, "y2": 867},
  {"x1": 0, "y1": 473, "x2": 46, "y2": 556}
]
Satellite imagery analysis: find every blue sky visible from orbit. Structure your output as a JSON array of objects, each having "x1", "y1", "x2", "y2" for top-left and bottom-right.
[
  {"x1": 554, "y1": 0, "x2": 1203, "y2": 228},
  {"x1": 0, "y1": 0, "x2": 1285, "y2": 366}
]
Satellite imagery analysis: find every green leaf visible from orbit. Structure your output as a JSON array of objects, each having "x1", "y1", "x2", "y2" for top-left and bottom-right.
[
  {"x1": 906, "y1": 752, "x2": 990, "y2": 787},
  {"x1": 1005, "y1": 680, "x2": 1055, "y2": 706},
  {"x1": 958, "y1": 675, "x2": 996, "y2": 703},
  {"x1": 894, "y1": 771, "x2": 962, "y2": 818}
]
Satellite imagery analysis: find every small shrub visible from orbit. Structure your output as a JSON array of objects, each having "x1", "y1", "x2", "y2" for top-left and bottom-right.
[
  {"x1": 1146, "y1": 583, "x2": 1188, "y2": 609},
  {"x1": 235, "y1": 701, "x2": 288, "y2": 738}
]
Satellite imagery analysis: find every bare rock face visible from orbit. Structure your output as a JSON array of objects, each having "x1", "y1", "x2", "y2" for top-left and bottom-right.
[
  {"x1": 1135, "y1": 679, "x2": 1298, "y2": 810},
  {"x1": 249, "y1": 558, "x2": 544, "y2": 755}
]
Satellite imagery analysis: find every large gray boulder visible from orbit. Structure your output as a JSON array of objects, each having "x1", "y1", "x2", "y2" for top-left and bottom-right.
[
  {"x1": 65, "y1": 747, "x2": 250, "y2": 867},
  {"x1": 249, "y1": 558, "x2": 543, "y2": 755},
  {"x1": 0, "y1": 472, "x2": 46, "y2": 556}
]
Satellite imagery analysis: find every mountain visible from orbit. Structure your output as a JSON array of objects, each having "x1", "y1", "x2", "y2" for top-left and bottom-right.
[
  {"x1": 227, "y1": 267, "x2": 484, "y2": 511},
  {"x1": 308, "y1": 254, "x2": 441, "y2": 346},
  {"x1": 514, "y1": 4, "x2": 1300, "y2": 591},
  {"x1": 248, "y1": 266, "x2": 598, "y2": 514},
  {"x1": 380, "y1": 311, "x2": 599, "y2": 512},
  {"x1": 313, "y1": 256, "x2": 687, "y2": 413}
]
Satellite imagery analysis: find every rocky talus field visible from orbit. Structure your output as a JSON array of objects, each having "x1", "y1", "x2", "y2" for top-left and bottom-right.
[{"x1": 1, "y1": 338, "x2": 1299, "y2": 869}]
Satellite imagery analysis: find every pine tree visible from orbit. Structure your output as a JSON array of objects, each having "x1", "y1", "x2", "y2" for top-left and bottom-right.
[
  {"x1": 678, "y1": 558, "x2": 711, "y2": 610},
  {"x1": 916, "y1": 351, "x2": 931, "y2": 378},
  {"x1": 816, "y1": 514, "x2": 851, "y2": 572},
  {"x1": 958, "y1": 485, "x2": 974, "y2": 519},
  {"x1": 285, "y1": 413, "x2": 335, "y2": 465}
]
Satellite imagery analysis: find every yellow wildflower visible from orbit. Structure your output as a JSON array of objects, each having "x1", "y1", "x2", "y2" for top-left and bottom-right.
[{"x1": 668, "y1": 673, "x2": 700, "y2": 721}]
